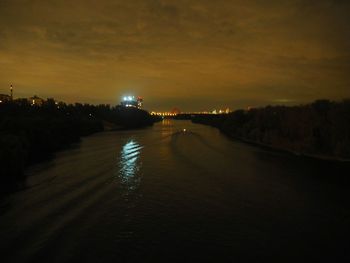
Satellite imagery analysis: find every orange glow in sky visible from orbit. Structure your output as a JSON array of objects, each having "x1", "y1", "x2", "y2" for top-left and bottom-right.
[{"x1": 0, "y1": 0, "x2": 349, "y2": 111}]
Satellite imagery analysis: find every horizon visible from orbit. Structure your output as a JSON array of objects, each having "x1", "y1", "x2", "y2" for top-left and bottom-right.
[
  {"x1": 1, "y1": 1, "x2": 350, "y2": 260},
  {"x1": 1, "y1": 87, "x2": 347, "y2": 113}
]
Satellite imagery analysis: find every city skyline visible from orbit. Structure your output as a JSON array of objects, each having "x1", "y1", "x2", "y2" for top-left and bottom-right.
[{"x1": 1, "y1": 0, "x2": 349, "y2": 111}]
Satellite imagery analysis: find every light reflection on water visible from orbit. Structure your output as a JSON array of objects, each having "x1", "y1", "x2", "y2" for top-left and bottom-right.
[
  {"x1": 118, "y1": 140, "x2": 143, "y2": 192},
  {"x1": 2, "y1": 120, "x2": 350, "y2": 262}
]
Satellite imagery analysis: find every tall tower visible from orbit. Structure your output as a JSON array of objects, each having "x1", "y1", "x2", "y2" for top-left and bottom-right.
[{"x1": 10, "y1": 84, "x2": 13, "y2": 100}]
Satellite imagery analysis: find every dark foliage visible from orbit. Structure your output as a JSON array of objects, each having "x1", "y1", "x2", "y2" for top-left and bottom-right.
[
  {"x1": 192, "y1": 100, "x2": 350, "y2": 159},
  {"x1": 0, "y1": 100, "x2": 157, "y2": 194}
]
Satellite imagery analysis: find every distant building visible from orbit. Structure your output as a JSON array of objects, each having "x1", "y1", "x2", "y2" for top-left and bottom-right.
[
  {"x1": 0, "y1": 94, "x2": 11, "y2": 103},
  {"x1": 171, "y1": 107, "x2": 181, "y2": 114},
  {"x1": 121, "y1": 96, "x2": 143, "y2": 109},
  {"x1": 137, "y1": 97, "x2": 143, "y2": 108},
  {"x1": 29, "y1": 95, "x2": 45, "y2": 106}
]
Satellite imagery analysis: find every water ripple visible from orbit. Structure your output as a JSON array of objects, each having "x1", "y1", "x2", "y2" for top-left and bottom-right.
[{"x1": 118, "y1": 140, "x2": 143, "y2": 192}]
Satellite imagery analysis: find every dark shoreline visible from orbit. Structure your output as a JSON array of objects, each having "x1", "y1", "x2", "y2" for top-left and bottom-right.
[
  {"x1": 0, "y1": 127, "x2": 150, "y2": 197},
  {"x1": 190, "y1": 99, "x2": 350, "y2": 163},
  {"x1": 0, "y1": 100, "x2": 161, "y2": 196},
  {"x1": 219, "y1": 129, "x2": 350, "y2": 163}
]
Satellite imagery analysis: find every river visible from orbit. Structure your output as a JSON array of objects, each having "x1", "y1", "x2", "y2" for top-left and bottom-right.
[{"x1": 1, "y1": 120, "x2": 350, "y2": 262}]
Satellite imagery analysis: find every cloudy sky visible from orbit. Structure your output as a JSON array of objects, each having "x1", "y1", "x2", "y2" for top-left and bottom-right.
[{"x1": 0, "y1": 0, "x2": 349, "y2": 111}]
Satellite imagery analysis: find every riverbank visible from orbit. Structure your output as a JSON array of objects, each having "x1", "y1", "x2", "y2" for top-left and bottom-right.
[
  {"x1": 220, "y1": 129, "x2": 350, "y2": 163},
  {"x1": 0, "y1": 100, "x2": 160, "y2": 195},
  {"x1": 2, "y1": 119, "x2": 350, "y2": 262},
  {"x1": 192, "y1": 99, "x2": 350, "y2": 163}
]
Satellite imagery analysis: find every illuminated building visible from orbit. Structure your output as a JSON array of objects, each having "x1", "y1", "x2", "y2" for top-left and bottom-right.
[
  {"x1": 121, "y1": 95, "x2": 143, "y2": 109},
  {"x1": 137, "y1": 97, "x2": 143, "y2": 108},
  {"x1": 28, "y1": 95, "x2": 45, "y2": 106},
  {"x1": 171, "y1": 107, "x2": 181, "y2": 114}
]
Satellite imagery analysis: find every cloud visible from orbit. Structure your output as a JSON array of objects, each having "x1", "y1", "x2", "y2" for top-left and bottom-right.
[{"x1": 0, "y1": 0, "x2": 349, "y2": 110}]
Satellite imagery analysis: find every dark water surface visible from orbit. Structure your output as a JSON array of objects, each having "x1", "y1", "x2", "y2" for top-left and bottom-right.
[{"x1": 1, "y1": 120, "x2": 350, "y2": 262}]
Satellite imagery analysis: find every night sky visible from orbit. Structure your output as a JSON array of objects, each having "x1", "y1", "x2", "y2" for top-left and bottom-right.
[{"x1": 0, "y1": 0, "x2": 349, "y2": 111}]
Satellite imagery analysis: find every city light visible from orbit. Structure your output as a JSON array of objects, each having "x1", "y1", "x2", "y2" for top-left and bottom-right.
[
  {"x1": 120, "y1": 95, "x2": 143, "y2": 109},
  {"x1": 150, "y1": 109, "x2": 231, "y2": 116},
  {"x1": 123, "y1": 96, "x2": 135, "y2": 102},
  {"x1": 150, "y1": 111, "x2": 178, "y2": 116}
]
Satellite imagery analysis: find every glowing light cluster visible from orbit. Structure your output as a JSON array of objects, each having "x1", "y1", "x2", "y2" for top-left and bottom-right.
[
  {"x1": 123, "y1": 96, "x2": 135, "y2": 101},
  {"x1": 120, "y1": 95, "x2": 143, "y2": 109},
  {"x1": 150, "y1": 109, "x2": 231, "y2": 116},
  {"x1": 150, "y1": 112, "x2": 178, "y2": 116}
]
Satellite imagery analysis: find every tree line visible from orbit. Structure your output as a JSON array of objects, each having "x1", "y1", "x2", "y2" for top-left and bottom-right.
[{"x1": 192, "y1": 99, "x2": 350, "y2": 160}]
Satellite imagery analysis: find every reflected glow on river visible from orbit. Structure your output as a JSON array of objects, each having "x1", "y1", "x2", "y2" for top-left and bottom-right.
[
  {"x1": 0, "y1": 120, "x2": 350, "y2": 262},
  {"x1": 118, "y1": 140, "x2": 143, "y2": 191}
]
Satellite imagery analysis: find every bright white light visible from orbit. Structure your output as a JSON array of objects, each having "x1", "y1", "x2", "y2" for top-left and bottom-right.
[
  {"x1": 119, "y1": 140, "x2": 143, "y2": 191},
  {"x1": 128, "y1": 96, "x2": 132, "y2": 101},
  {"x1": 123, "y1": 97, "x2": 127, "y2": 101}
]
